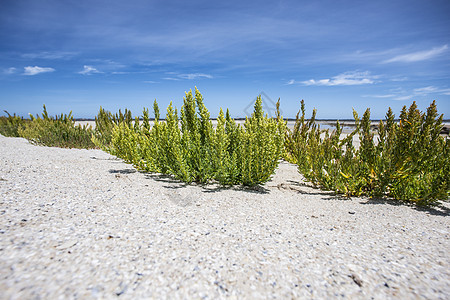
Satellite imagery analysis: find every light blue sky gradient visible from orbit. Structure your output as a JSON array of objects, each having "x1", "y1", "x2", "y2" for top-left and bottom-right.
[{"x1": 1, "y1": 0, "x2": 449, "y2": 119}]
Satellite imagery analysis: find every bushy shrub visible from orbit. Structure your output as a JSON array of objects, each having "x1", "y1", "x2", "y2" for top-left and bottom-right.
[
  {"x1": 0, "y1": 111, "x2": 28, "y2": 137},
  {"x1": 376, "y1": 101, "x2": 449, "y2": 202},
  {"x1": 18, "y1": 105, "x2": 95, "y2": 149},
  {"x1": 99, "y1": 88, "x2": 286, "y2": 186},
  {"x1": 285, "y1": 100, "x2": 449, "y2": 204},
  {"x1": 92, "y1": 107, "x2": 133, "y2": 151},
  {"x1": 238, "y1": 96, "x2": 286, "y2": 185}
]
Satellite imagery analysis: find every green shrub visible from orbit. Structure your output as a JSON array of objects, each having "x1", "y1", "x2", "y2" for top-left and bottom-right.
[
  {"x1": 0, "y1": 111, "x2": 28, "y2": 137},
  {"x1": 100, "y1": 88, "x2": 286, "y2": 186},
  {"x1": 238, "y1": 96, "x2": 286, "y2": 185},
  {"x1": 92, "y1": 106, "x2": 133, "y2": 151},
  {"x1": 286, "y1": 100, "x2": 449, "y2": 204},
  {"x1": 377, "y1": 101, "x2": 449, "y2": 202},
  {"x1": 19, "y1": 105, "x2": 95, "y2": 149}
]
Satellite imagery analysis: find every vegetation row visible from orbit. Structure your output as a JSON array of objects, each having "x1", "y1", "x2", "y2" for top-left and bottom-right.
[{"x1": 1, "y1": 87, "x2": 448, "y2": 205}]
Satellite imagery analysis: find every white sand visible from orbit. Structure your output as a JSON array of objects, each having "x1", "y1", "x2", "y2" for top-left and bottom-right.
[{"x1": 0, "y1": 134, "x2": 449, "y2": 299}]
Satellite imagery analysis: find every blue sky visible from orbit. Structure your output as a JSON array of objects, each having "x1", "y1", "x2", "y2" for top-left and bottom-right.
[{"x1": 1, "y1": 0, "x2": 449, "y2": 119}]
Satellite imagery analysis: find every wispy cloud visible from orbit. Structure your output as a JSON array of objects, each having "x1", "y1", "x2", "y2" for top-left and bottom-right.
[
  {"x1": 362, "y1": 87, "x2": 412, "y2": 101},
  {"x1": 414, "y1": 86, "x2": 450, "y2": 95},
  {"x1": 23, "y1": 66, "x2": 55, "y2": 75},
  {"x1": 365, "y1": 85, "x2": 450, "y2": 101},
  {"x1": 3, "y1": 67, "x2": 17, "y2": 74},
  {"x1": 383, "y1": 45, "x2": 448, "y2": 63},
  {"x1": 390, "y1": 77, "x2": 408, "y2": 82},
  {"x1": 163, "y1": 73, "x2": 213, "y2": 81},
  {"x1": 392, "y1": 95, "x2": 412, "y2": 101},
  {"x1": 286, "y1": 79, "x2": 296, "y2": 85},
  {"x1": 22, "y1": 51, "x2": 77, "y2": 60},
  {"x1": 178, "y1": 73, "x2": 213, "y2": 80},
  {"x1": 362, "y1": 94, "x2": 395, "y2": 98},
  {"x1": 144, "y1": 80, "x2": 159, "y2": 84},
  {"x1": 413, "y1": 86, "x2": 438, "y2": 94},
  {"x1": 78, "y1": 65, "x2": 101, "y2": 75},
  {"x1": 111, "y1": 71, "x2": 130, "y2": 75},
  {"x1": 337, "y1": 45, "x2": 449, "y2": 65},
  {"x1": 301, "y1": 71, "x2": 376, "y2": 86}
]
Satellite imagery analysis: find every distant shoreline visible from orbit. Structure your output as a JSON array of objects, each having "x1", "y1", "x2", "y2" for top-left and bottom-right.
[
  {"x1": 74, "y1": 119, "x2": 450, "y2": 135},
  {"x1": 73, "y1": 117, "x2": 450, "y2": 122}
]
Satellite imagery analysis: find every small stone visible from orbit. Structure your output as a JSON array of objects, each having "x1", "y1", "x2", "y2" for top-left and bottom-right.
[
  {"x1": 55, "y1": 240, "x2": 77, "y2": 250},
  {"x1": 349, "y1": 274, "x2": 363, "y2": 287}
]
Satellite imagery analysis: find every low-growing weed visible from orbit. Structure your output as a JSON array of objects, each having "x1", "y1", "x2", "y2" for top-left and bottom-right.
[
  {"x1": 3, "y1": 94, "x2": 447, "y2": 204},
  {"x1": 98, "y1": 87, "x2": 286, "y2": 186},
  {"x1": 92, "y1": 107, "x2": 133, "y2": 151},
  {"x1": 0, "y1": 111, "x2": 28, "y2": 137},
  {"x1": 18, "y1": 105, "x2": 95, "y2": 149},
  {"x1": 285, "y1": 100, "x2": 449, "y2": 204}
]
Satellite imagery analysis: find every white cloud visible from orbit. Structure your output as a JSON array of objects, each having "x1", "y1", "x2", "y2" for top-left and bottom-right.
[
  {"x1": 393, "y1": 95, "x2": 412, "y2": 101},
  {"x1": 414, "y1": 86, "x2": 450, "y2": 95},
  {"x1": 390, "y1": 77, "x2": 408, "y2": 82},
  {"x1": 144, "y1": 80, "x2": 159, "y2": 84},
  {"x1": 383, "y1": 45, "x2": 448, "y2": 63},
  {"x1": 23, "y1": 66, "x2": 55, "y2": 75},
  {"x1": 163, "y1": 73, "x2": 213, "y2": 80},
  {"x1": 414, "y1": 86, "x2": 438, "y2": 94},
  {"x1": 286, "y1": 79, "x2": 296, "y2": 85},
  {"x1": 365, "y1": 85, "x2": 450, "y2": 102},
  {"x1": 4, "y1": 67, "x2": 17, "y2": 74},
  {"x1": 362, "y1": 94, "x2": 395, "y2": 98},
  {"x1": 178, "y1": 73, "x2": 213, "y2": 80},
  {"x1": 22, "y1": 51, "x2": 77, "y2": 60},
  {"x1": 79, "y1": 65, "x2": 101, "y2": 75},
  {"x1": 301, "y1": 71, "x2": 375, "y2": 86}
]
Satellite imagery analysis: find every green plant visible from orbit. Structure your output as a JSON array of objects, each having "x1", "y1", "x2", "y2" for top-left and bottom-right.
[
  {"x1": 238, "y1": 96, "x2": 286, "y2": 185},
  {"x1": 286, "y1": 100, "x2": 449, "y2": 204},
  {"x1": 92, "y1": 106, "x2": 134, "y2": 151},
  {"x1": 19, "y1": 105, "x2": 95, "y2": 149},
  {"x1": 378, "y1": 101, "x2": 449, "y2": 203},
  {"x1": 178, "y1": 88, "x2": 215, "y2": 182},
  {"x1": 0, "y1": 111, "x2": 28, "y2": 137},
  {"x1": 102, "y1": 88, "x2": 286, "y2": 186}
]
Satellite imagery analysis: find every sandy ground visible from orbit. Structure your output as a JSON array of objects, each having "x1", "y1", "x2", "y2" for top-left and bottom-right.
[{"x1": 0, "y1": 134, "x2": 449, "y2": 299}]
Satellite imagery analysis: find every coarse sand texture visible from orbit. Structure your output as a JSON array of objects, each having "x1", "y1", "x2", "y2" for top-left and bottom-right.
[{"x1": 0, "y1": 134, "x2": 449, "y2": 299}]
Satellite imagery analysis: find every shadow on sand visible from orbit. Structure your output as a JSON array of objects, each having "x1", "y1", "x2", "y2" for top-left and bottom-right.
[
  {"x1": 200, "y1": 184, "x2": 270, "y2": 194},
  {"x1": 109, "y1": 168, "x2": 137, "y2": 174},
  {"x1": 144, "y1": 173, "x2": 270, "y2": 194},
  {"x1": 106, "y1": 166, "x2": 448, "y2": 214},
  {"x1": 144, "y1": 173, "x2": 189, "y2": 189},
  {"x1": 281, "y1": 179, "x2": 449, "y2": 215},
  {"x1": 360, "y1": 197, "x2": 450, "y2": 217}
]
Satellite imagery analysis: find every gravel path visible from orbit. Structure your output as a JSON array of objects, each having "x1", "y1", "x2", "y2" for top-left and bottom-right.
[{"x1": 1, "y1": 135, "x2": 449, "y2": 299}]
